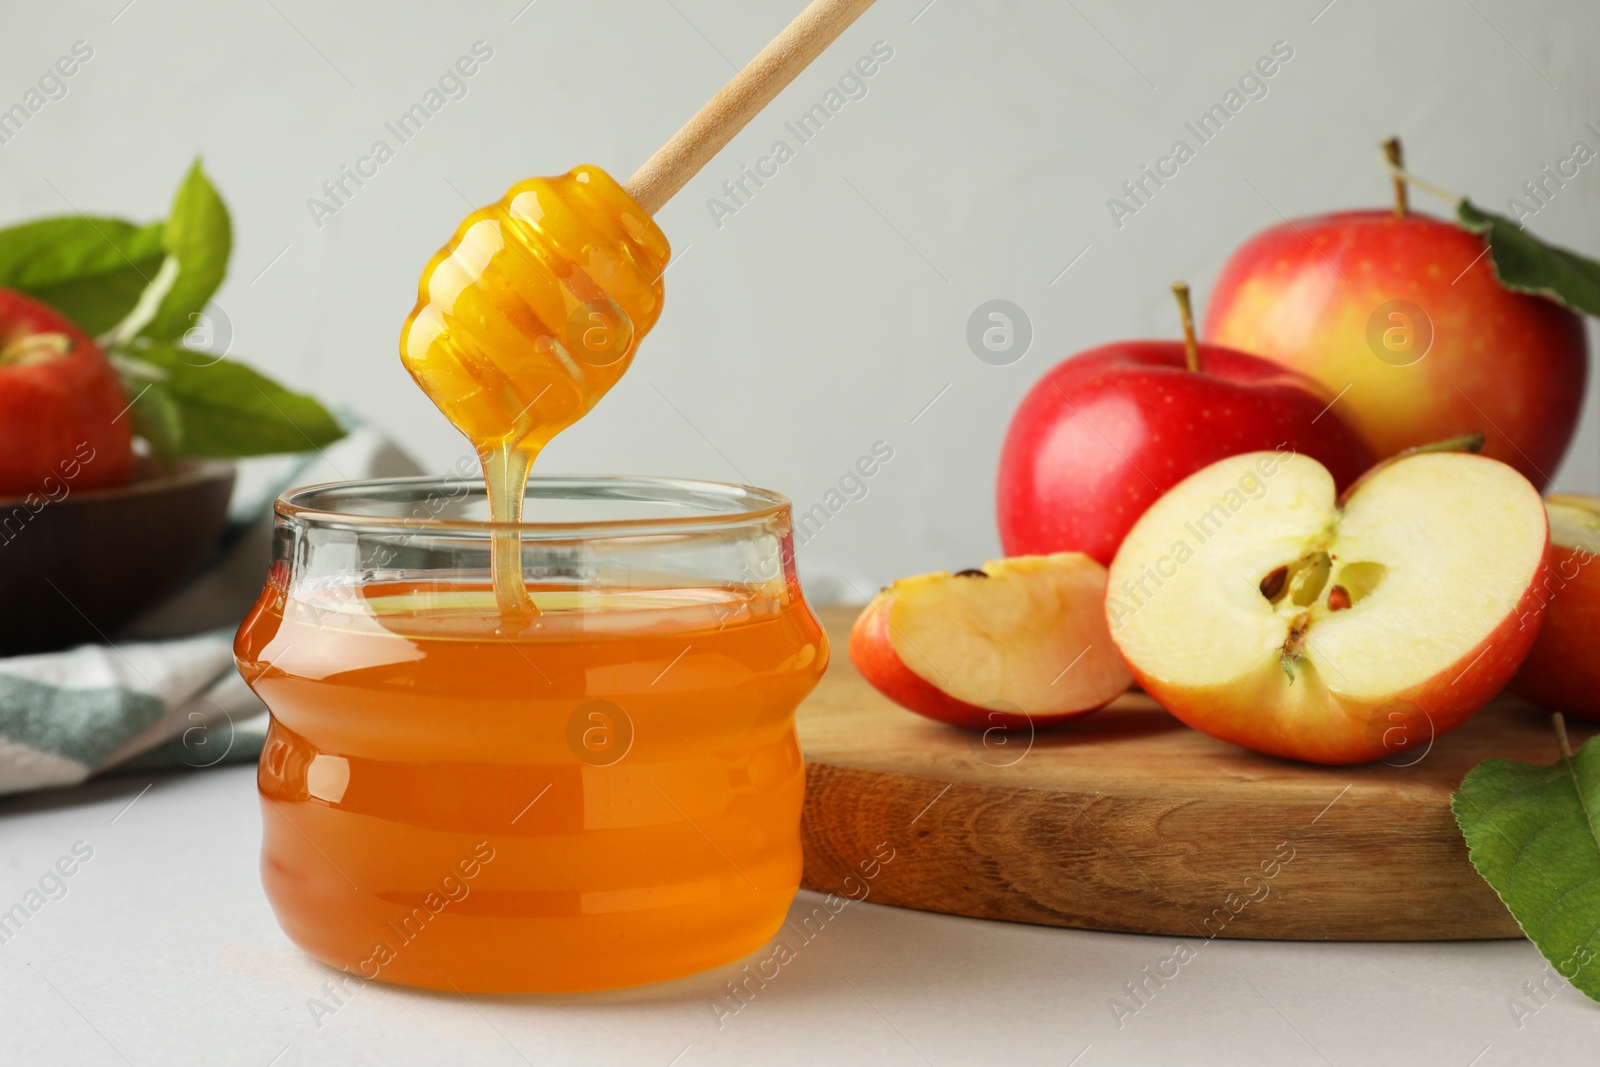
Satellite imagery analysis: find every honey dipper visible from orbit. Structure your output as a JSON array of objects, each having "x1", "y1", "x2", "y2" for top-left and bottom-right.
[{"x1": 401, "y1": 0, "x2": 878, "y2": 614}]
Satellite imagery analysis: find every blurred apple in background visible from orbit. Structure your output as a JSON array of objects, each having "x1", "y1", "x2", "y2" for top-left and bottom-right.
[
  {"x1": 0, "y1": 287, "x2": 133, "y2": 497},
  {"x1": 1202, "y1": 143, "x2": 1587, "y2": 489},
  {"x1": 997, "y1": 283, "x2": 1374, "y2": 567}
]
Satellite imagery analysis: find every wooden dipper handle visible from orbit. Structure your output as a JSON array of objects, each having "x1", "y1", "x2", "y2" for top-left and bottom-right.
[{"x1": 624, "y1": 0, "x2": 877, "y2": 215}]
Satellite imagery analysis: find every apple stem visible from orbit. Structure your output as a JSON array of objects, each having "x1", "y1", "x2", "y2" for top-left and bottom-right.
[
  {"x1": 1554, "y1": 712, "x2": 1573, "y2": 760},
  {"x1": 1401, "y1": 431, "x2": 1486, "y2": 458},
  {"x1": 1382, "y1": 137, "x2": 1409, "y2": 218},
  {"x1": 1171, "y1": 281, "x2": 1200, "y2": 373},
  {"x1": 1378, "y1": 148, "x2": 1463, "y2": 210}
]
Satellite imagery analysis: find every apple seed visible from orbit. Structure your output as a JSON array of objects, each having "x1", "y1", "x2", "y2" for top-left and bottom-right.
[
  {"x1": 1259, "y1": 565, "x2": 1289, "y2": 601},
  {"x1": 1328, "y1": 585, "x2": 1352, "y2": 612}
]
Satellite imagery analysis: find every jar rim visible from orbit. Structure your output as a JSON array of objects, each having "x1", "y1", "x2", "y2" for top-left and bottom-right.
[{"x1": 275, "y1": 474, "x2": 792, "y2": 537}]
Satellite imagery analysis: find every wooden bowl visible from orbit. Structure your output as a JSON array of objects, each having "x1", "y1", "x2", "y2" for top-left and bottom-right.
[{"x1": 0, "y1": 459, "x2": 236, "y2": 656}]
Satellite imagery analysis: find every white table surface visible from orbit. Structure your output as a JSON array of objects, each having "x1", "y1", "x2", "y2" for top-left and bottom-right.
[{"x1": 2, "y1": 764, "x2": 1597, "y2": 1067}]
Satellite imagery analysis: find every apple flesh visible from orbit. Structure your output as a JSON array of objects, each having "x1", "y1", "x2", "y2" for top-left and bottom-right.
[
  {"x1": 1510, "y1": 495, "x2": 1600, "y2": 721},
  {"x1": 1106, "y1": 449, "x2": 1549, "y2": 764},
  {"x1": 997, "y1": 341, "x2": 1374, "y2": 567},
  {"x1": 849, "y1": 553, "x2": 1131, "y2": 729},
  {"x1": 1203, "y1": 210, "x2": 1587, "y2": 489}
]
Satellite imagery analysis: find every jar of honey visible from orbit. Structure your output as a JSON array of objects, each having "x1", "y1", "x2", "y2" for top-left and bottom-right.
[{"x1": 235, "y1": 475, "x2": 827, "y2": 993}]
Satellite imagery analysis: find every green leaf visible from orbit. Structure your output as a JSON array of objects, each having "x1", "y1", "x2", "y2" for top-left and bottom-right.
[
  {"x1": 1452, "y1": 728, "x2": 1600, "y2": 1001},
  {"x1": 129, "y1": 379, "x2": 184, "y2": 466},
  {"x1": 1457, "y1": 200, "x2": 1600, "y2": 317},
  {"x1": 132, "y1": 342, "x2": 345, "y2": 457},
  {"x1": 147, "y1": 159, "x2": 232, "y2": 342},
  {"x1": 0, "y1": 216, "x2": 165, "y2": 335}
]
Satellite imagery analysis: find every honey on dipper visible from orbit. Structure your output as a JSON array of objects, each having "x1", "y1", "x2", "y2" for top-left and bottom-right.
[
  {"x1": 400, "y1": 0, "x2": 879, "y2": 610},
  {"x1": 400, "y1": 166, "x2": 670, "y2": 612}
]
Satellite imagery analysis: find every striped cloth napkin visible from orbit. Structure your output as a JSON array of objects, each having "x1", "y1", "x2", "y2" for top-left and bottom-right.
[{"x1": 0, "y1": 427, "x2": 423, "y2": 796}]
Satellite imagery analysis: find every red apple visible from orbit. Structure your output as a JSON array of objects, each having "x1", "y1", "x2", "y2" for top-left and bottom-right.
[
  {"x1": 1106, "y1": 448, "x2": 1549, "y2": 765},
  {"x1": 0, "y1": 287, "x2": 134, "y2": 497},
  {"x1": 1203, "y1": 209, "x2": 1587, "y2": 489},
  {"x1": 1510, "y1": 494, "x2": 1600, "y2": 720},
  {"x1": 997, "y1": 332, "x2": 1375, "y2": 567},
  {"x1": 849, "y1": 553, "x2": 1131, "y2": 729}
]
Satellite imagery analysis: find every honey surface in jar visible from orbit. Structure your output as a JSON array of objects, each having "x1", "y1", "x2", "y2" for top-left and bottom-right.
[{"x1": 400, "y1": 166, "x2": 670, "y2": 610}]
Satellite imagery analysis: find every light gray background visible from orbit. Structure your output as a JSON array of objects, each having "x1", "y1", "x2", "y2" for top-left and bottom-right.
[{"x1": 2, "y1": 0, "x2": 1597, "y2": 600}]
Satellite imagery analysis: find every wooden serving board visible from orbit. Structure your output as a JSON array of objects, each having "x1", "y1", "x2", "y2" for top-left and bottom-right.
[{"x1": 797, "y1": 607, "x2": 1592, "y2": 941}]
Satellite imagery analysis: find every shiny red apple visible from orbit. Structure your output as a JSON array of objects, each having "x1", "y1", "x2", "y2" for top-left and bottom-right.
[
  {"x1": 998, "y1": 289, "x2": 1375, "y2": 566},
  {"x1": 1203, "y1": 209, "x2": 1587, "y2": 488},
  {"x1": 0, "y1": 287, "x2": 133, "y2": 497}
]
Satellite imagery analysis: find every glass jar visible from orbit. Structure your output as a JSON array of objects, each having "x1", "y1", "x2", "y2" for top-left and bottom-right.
[{"x1": 234, "y1": 475, "x2": 828, "y2": 993}]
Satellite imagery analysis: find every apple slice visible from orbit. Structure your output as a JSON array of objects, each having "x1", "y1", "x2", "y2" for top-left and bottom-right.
[
  {"x1": 849, "y1": 553, "x2": 1131, "y2": 729},
  {"x1": 1511, "y1": 495, "x2": 1600, "y2": 720},
  {"x1": 1106, "y1": 449, "x2": 1549, "y2": 764}
]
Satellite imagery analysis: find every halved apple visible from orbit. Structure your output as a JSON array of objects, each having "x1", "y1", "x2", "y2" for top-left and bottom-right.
[
  {"x1": 1106, "y1": 449, "x2": 1549, "y2": 764},
  {"x1": 849, "y1": 553, "x2": 1132, "y2": 729},
  {"x1": 1511, "y1": 495, "x2": 1600, "y2": 721}
]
